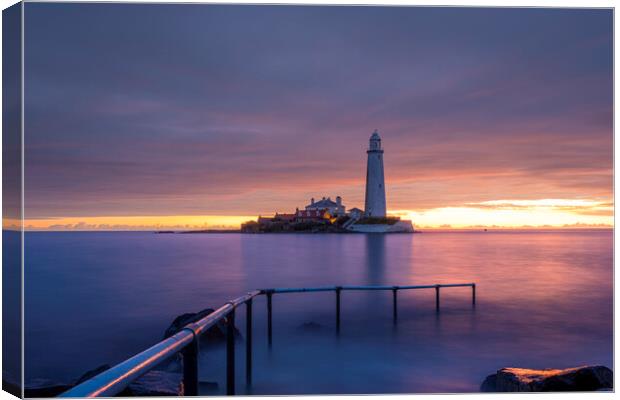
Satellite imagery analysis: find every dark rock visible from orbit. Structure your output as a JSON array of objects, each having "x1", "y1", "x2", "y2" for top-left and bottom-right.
[
  {"x1": 481, "y1": 366, "x2": 613, "y2": 392},
  {"x1": 24, "y1": 383, "x2": 72, "y2": 398},
  {"x1": 480, "y1": 373, "x2": 497, "y2": 392},
  {"x1": 22, "y1": 364, "x2": 181, "y2": 398},
  {"x1": 535, "y1": 366, "x2": 613, "y2": 391},
  {"x1": 164, "y1": 308, "x2": 241, "y2": 347},
  {"x1": 26, "y1": 307, "x2": 240, "y2": 399},
  {"x1": 23, "y1": 378, "x2": 72, "y2": 398},
  {"x1": 164, "y1": 308, "x2": 214, "y2": 338},
  {"x1": 297, "y1": 322, "x2": 324, "y2": 332},
  {"x1": 154, "y1": 353, "x2": 184, "y2": 374},
  {"x1": 19, "y1": 364, "x2": 112, "y2": 398},
  {"x1": 118, "y1": 370, "x2": 183, "y2": 396},
  {"x1": 75, "y1": 364, "x2": 111, "y2": 385}
]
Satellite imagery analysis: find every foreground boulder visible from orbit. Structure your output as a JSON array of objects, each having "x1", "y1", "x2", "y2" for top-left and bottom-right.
[
  {"x1": 164, "y1": 308, "x2": 241, "y2": 346},
  {"x1": 481, "y1": 366, "x2": 613, "y2": 392},
  {"x1": 297, "y1": 321, "x2": 324, "y2": 332},
  {"x1": 21, "y1": 364, "x2": 111, "y2": 397},
  {"x1": 24, "y1": 309, "x2": 238, "y2": 397},
  {"x1": 23, "y1": 380, "x2": 72, "y2": 398},
  {"x1": 118, "y1": 370, "x2": 183, "y2": 396},
  {"x1": 75, "y1": 364, "x2": 111, "y2": 385}
]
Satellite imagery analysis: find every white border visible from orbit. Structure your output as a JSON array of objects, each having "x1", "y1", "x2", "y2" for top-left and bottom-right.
[{"x1": 0, "y1": 1, "x2": 615, "y2": 400}]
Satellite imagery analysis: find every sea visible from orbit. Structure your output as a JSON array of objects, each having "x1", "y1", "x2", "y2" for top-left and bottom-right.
[{"x1": 17, "y1": 230, "x2": 613, "y2": 394}]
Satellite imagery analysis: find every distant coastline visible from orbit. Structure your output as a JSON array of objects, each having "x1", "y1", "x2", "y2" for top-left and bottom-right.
[
  {"x1": 6, "y1": 226, "x2": 611, "y2": 233},
  {"x1": 155, "y1": 230, "x2": 419, "y2": 235},
  {"x1": 152, "y1": 226, "x2": 613, "y2": 235},
  {"x1": 155, "y1": 229, "x2": 242, "y2": 234}
]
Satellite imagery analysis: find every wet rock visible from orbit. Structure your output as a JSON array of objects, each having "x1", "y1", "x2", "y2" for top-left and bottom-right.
[
  {"x1": 297, "y1": 321, "x2": 324, "y2": 332},
  {"x1": 154, "y1": 353, "x2": 184, "y2": 374},
  {"x1": 75, "y1": 364, "x2": 111, "y2": 385},
  {"x1": 481, "y1": 365, "x2": 613, "y2": 392},
  {"x1": 480, "y1": 373, "x2": 497, "y2": 392},
  {"x1": 26, "y1": 308, "x2": 239, "y2": 398},
  {"x1": 118, "y1": 370, "x2": 183, "y2": 396},
  {"x1": 20, "y1": 364, "x2": 111, "y2": 398},
  {"x1": 24, "y1": 380, "x2": 72, "y2": 398},
  {"x1": 23, "y1": 364, "x2": 183, "y2": 397},
  {"x1": 164, "y1": 308, "x2": 241, "y2": 346}
]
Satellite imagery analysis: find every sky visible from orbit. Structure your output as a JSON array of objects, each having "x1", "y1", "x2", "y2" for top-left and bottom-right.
[{"x1": 20, "y1": 4, "x2": 613, "y2": 230}]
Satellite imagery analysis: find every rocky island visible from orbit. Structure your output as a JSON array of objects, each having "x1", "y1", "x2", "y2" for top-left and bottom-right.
[{"x1": 239, "y1": 130, "x2": 414, "y2": 234}]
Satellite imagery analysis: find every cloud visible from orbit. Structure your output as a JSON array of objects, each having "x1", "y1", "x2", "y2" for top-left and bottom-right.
[{"x1": 22, "y1": 5, "x2": 612, "y2": 221}]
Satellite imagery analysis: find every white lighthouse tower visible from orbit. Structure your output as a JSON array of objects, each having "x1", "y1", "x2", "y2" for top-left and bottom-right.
[{"x1": 364, "y1": 130, "x2": 387, "y2": 217}]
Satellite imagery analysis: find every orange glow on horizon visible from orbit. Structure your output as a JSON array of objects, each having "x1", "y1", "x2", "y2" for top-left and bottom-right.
[
  {"x1": 20, "y1": 215, "x2": 257, "y2": 231},
  {"x1": 391, "y1": 198, "x2": 613, "y2": 229},
  {"x1": 14, "y1": 197, "x2": 613, "y2": 231}
]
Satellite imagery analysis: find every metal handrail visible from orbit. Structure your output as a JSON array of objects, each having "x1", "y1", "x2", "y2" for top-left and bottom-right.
[
  {"x1": 62, "y1": 330, "x2": 194, "y2": 398},
  {"x1": 59, "y1": 283, "x2": 475, "y2": 398},
  {"x1": 266, "y1": 283, "x2": 475, "y2": 293},
  {"x1": 60, "y1": 290, "x2": 261, "y2": 398}
]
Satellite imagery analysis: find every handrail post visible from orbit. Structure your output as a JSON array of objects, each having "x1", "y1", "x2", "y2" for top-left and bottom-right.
[
  {"x1": 435, "y1": 285, "x2": 440, "y2": 312},
  {"x1": 335, "y1": 287, "x2": 342, "y2": 334},
  {"x1": 182, "y1": 335, "x2": 199, "y2": 396},
  {"x1": 472, "y1": 284, "x2": 476, "y2": 306},
  {"x1": 392, "y1": 287, "x2": 398, "y2": 324},
  {"x1": 266, "y1": 291, "x2": 273, "y2": 347},
  {"x1": 226, "y1": 309, "x2": 236, "y2": 395},
  {"x1": 245, "y1": 299, "x2": 253, "y2": 387}
]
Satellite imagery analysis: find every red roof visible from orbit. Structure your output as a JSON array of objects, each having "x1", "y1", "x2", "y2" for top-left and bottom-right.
[
  {"x1": 274, "y1": 213, "x2": 296, "y2": 221},
  {"x1": 296, "y1": 209, "x2": 328, "y2": 219}
]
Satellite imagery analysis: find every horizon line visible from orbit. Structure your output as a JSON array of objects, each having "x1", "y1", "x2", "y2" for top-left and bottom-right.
[{"x1": 5, "y1": 225, "x2": 614, "y2": 233}]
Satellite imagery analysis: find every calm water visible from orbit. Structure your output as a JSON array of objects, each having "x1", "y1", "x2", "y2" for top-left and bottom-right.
[{"x1": 23, "y1": 230, "x2": 612, "y2": 394}]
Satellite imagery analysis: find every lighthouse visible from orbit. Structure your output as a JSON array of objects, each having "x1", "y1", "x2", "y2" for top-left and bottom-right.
[{"x1": 364, "y1": 130, "x2": 387, "y2": 217}]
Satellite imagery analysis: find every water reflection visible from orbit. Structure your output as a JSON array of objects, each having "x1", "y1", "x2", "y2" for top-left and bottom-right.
[
  {"x1": 23, "y1": 230, "x2": 613, "y2": 394},
  {"x1": 3, "y1": 231, "x2": 22, "y2": 392},
  {"x1": 365, "y1": 234, "x2": 386, "y2": 285}
]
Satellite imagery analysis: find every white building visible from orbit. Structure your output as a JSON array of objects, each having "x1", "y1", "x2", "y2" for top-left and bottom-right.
[
  {"x1": 305, "y1": 196, "x2": 346, "y2": 217},
  {"x1": 347, "y1": 207, "x2": 364, "y2": 219},
  {"x1": 364, "y1": 130, "x2": 387, "y2": 217}
]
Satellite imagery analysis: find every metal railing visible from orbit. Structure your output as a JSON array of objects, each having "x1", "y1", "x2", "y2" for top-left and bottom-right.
[{"x1": 60, "y1": 283, "x2": 476, "y2": 397}]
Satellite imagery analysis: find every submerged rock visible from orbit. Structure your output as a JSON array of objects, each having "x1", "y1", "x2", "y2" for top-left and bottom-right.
[
  {"x1": 75, "y1": 364, "x2": 111, "y2": 385},
  {"x1": 24, "y1": 380, "x2": 72, "y2": 398},
  {"x1": 481, "y1": 365, "x2": 613, "y2": 392},
  {"x1": 164, "y1": 308, "x2": 241, "y2": 346},
  {"x1": 297, "y1": 321, "x2": 324, "y2": 332},
  {"x1": 480, "y1": 373, "x2": 497, "y2": 392},
  {"x1": 27, "y1": 309, "x2": 237, "y2": 398},
  {"x1": 118, "y1": 370, "x2": 183, "y2": 396},
  {"x1": 21, "y1": 364, "x2": 112, "y2": 398}
]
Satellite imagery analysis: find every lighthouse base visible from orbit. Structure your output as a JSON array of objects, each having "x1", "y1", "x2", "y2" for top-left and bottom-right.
[{"x1": 346, "y1": 220, "x2": 414, "y2": 233}]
